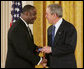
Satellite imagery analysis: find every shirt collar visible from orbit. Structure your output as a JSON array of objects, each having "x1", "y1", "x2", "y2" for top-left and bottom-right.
[
  {"x1": 20, "y1": 17, "x2": 29, "y2": 27},
  {"x1": 54, "y1": 18, "x2": 63, "y2": 29}
]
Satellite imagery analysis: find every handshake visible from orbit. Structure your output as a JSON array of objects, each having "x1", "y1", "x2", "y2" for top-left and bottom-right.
[{"x1": 36, "y1": 46, "x2": 52, "y2": 68}]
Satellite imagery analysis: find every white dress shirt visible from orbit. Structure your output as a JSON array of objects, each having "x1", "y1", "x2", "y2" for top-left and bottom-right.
[
  {"x1": 20, "y1": 17, "x2": 29, "y2": 27},
  {"x1": 50, "y1": 18, "x2": 63, "y2": 53},
  {"x1": 20, "y1": 17, "x2": 42, "y2": 65},
  {"x1": 54, "y1": 18, "x2": 63, "y2": 37}
]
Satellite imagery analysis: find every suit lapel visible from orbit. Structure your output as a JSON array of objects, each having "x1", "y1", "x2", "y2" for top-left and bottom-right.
[
  {"x1": 54, "y1": 20, "x2": 64, "y2": 44},
  {"x1": 19, "y1": 18, "x2": 34, "y2": 42}
]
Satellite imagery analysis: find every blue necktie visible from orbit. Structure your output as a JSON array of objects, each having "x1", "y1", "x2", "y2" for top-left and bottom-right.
[{"x1": 52, "y1": 25, "x2": 55, "y2": 46}]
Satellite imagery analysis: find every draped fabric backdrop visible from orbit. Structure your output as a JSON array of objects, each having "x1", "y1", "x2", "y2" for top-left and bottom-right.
[{"x1": 1, "y1": 1, "x2": 83, "y2": 68}]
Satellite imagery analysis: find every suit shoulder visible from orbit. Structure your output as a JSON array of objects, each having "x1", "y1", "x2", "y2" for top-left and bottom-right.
[
  {"x1": 63, "y1": 19, "x2": 77, "y2": 32},
  {"x1": 9, "y1": 23, "x2": 19, "y2": 32},
  {"x1": 8, "y1": 20, "x2": 22, "y2": 35}
]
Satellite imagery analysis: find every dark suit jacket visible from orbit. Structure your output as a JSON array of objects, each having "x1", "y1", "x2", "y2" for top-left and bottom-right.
[
  {"x1": 46, "y1": 19, "x2": 77, "y2": 68},
  {"x1": 5, "y1": 18, "x2": 40, "y2": 68}
]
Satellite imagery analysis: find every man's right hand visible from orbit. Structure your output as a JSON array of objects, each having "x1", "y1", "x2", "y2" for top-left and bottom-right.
[{"x1": 40, "y1": 57, "x2": 47, "y2": 68}]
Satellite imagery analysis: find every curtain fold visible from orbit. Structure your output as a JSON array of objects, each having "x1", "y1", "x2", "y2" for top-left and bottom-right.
[
  {"x1": 1, "y1": 1, "x2": 12, "y2": 68},
  {"x1": 33, "y1": 1, "x2": 43, "y2": 47}
]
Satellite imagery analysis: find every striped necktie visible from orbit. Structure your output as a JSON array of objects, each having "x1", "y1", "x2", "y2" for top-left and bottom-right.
[
  {"x1": 52, "y1": 25, "x2": 56, "y2": 46},
  {"x1": 27, "y1": 27, "x2": 33, "y2": 40}
]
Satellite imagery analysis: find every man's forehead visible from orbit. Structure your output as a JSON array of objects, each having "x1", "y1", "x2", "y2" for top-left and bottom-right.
[
  {"x1": 29, "y1": 9, "x2": 37, "y2": 15},
  {"x1": 46, "y1": 8, "x2": 50, "y2": 13}
]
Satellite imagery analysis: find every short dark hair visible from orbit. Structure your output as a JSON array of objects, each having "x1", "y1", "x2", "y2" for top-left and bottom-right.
[{"x1": 22, "y1": 5, "x2": 35, "y2": 13}]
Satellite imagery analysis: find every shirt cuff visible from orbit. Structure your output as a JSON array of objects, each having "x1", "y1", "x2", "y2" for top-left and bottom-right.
[{"x1": 37, "y1": 57, "x2": 42, "y2": 65}]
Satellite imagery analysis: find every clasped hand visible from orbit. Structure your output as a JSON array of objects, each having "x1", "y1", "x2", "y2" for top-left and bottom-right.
[
  {"x1": 36, "y1": 46, "x2": 51, "y2": 67},
  {"x1": 40, "y1": 46, "x2": 52, "y2": 54},
  {"x1": 40, "y1": 57, "x2": 47, "y2": 68}
]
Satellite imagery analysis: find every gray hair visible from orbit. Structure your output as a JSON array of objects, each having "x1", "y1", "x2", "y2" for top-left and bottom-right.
[{"x1": 48, "y1": 4, "x2": 63, "y2": 17}]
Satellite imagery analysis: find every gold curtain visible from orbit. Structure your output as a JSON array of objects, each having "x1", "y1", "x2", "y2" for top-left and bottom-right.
[{"x1": 33, "y1": 1, "x2": 83, "y2": 68}]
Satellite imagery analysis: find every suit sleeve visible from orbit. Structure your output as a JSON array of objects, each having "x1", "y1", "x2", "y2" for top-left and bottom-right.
[
  {"x1": 9, "y1": 27, "x2": 40, "y2": 65},
  {"x1": 51, "y1": 26, "x2": 77, "y2": 56}
]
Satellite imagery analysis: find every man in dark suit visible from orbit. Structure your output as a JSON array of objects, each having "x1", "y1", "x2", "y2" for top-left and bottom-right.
[
  {"x1": 5, "y1": 5, "x2": 47, "y2": 68},
  {"x1": 41, "y1": 4, "x2": 77, "y2": 68}
]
